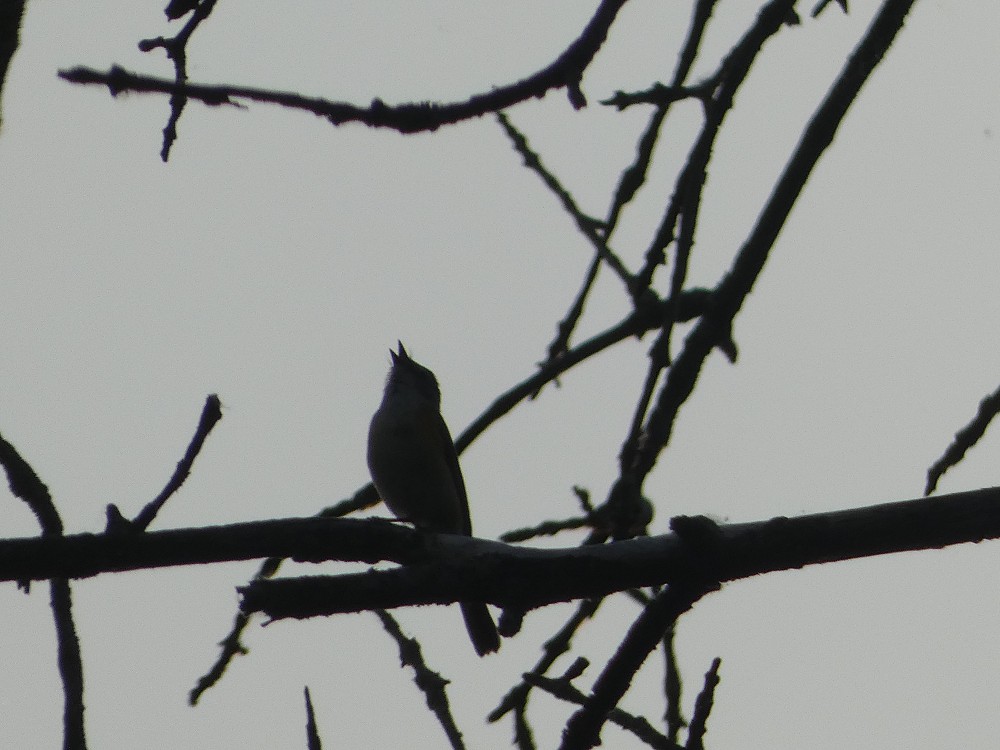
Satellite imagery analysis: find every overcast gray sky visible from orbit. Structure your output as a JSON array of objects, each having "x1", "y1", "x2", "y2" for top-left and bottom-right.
[{"x1": 2, "y1": 2, "x2": 999, "y2": 748}]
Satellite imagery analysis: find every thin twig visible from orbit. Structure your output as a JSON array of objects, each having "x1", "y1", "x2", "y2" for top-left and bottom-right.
[
  {"x1": 662, "y1": 625, "x2": 685, "y2": 742},
  {"x1": 130, "y1": 394, "x2": 222, "y2": 531},
  {"x1": 925, "y1": 382, "x2": 1000, "y2": 495},
  {"x1": 489, "y1": 598, "x2": 604, "y2": 724},
  {"x1": 455, "y1": 288, "x2": 711, "y2": 454},
  {"x1": 304, "y1": 686, "x2": 323, "y2": 750},
  {"x1": 526, "y1": 667, "x2": 678, "y2": 749},
  {"x1": 374, "y1": 609, "x2": 466, "y2": 750},
  {"x1": 192, "y1": 481, "x2": 382, "y2": 701},
  {"x1": 151, "y1": 0, "x2": 218, "y2": 160},
  {"x1": 189, "y1": 607, "x2": 251, "y2": 705},
  {"x1": 603, "y1": 0, "x2": 720, "y2": 236},
  {"x1": 684, "y1": 658, "x2": 721, "y2": 750},
  {"x1": 500, "y1": 515, "x2": 594, "y2": 543},
  {"x1": 496, "y1": 112, "x2": 635, "y2": 343}
]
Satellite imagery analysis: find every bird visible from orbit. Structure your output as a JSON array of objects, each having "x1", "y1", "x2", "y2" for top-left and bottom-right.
[{"x1": 367, "y1": 342, "x2": 500, "y2": 656}]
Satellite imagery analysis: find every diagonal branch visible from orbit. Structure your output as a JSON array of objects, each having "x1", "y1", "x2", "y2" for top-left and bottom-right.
[
  {"x1": 374, "y1": 609, "x2": 467, "y2": 750},
  {"x1": 454, "y1": 288, "x2": 711, "y2": 454},
  {"x1": 560, "y1": 583, "x2": 713, "y2": 750},
  {"x1": 925, "y1": 382, "x2": 1000, "y2": 495},
  {"x1": 631, "y1": 0, "x2": 921, "y2": 483},
  {"x1": 526, "y1": 663, "x2": 678, "y2": 749},
  {"x1": 128, "y1": 394, "x2": 222, "y2": 531}
]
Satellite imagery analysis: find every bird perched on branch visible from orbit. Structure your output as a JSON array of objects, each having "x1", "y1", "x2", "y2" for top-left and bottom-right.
[{"x1": 367, "y1": 342, "x2": 500, "y2": 656}]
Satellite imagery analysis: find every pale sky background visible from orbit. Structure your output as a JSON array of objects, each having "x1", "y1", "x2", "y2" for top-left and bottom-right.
[{"x1": 2, "y1": 2, "x2": 999, "y2": 748}]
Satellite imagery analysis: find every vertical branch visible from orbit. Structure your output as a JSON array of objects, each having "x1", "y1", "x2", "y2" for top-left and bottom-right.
[
  {"x1": 303, "y1": 686, "x2": 323, "y2": 750},
  {"x1": 136, "y1": 0, "x2": 219, "y2": 160},
  {"x1": 607, "y1": 0, "x2": 720, "y2": 250},
  {"x1": 0, "y1": 433, "x2": 87, "y2": 750},
  {"x1": 662, "y1": 625, "x2": 685, "y2": 742},
  {"x1": 685, "y1": 658, "x2": 721, "y2": 750},
  {"x1": 615, "y1": 0, "x2": 797, "y2": 489},
  {"x1": 0, "y1": 0, "x2": 27, "y2": 127},
  {"x1": 51, "y1": 579, "x2": 87, "y2": 750}
]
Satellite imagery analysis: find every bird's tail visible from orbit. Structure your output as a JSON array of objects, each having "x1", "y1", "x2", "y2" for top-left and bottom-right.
[{"x1": 460, "y1": 602, "x2": 500, "y2": 656}]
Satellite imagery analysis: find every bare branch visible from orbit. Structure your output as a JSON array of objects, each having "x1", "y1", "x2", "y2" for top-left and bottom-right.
[
  {"x1": 0, "y1": 433, "x2": 86, "y2": 749},
  {"x1": 490, "y1": 598, "x2": 604, "y2": 725},
  {"x1": 3, "y1": 486, "x2": 999, "y2": 604},
  {"x1": 0, "y1": 516, "x2": 424, "y2": 583},
  {"x1": 685, "y1": 658, "x2": 721, "y2": 750},
  {"x1": 631, "y1": 0, "x2": 920, "y2": 484},
  {"x1": 925, "y1": 383, "x2": 1000, "y2": 495},
  {"x1": 526, "y1": 664, "x2": 678, "y2": 749},
  {"x1": 662, "y1": 625, "x2": 685, "y2": 743},
  {"x1": 241, "y1": 486, "x2": 1000, "y2": 618},
  {"x1": 126, "y1": 394, "x2": 222, "y2": 531},
  {"x1": 189, "y1": 606, "x2": 251, "y2": 705},
  {"x1": 58, "y1": 0, "x2": 631, "y2": 136},
  {"x1": 560, "y1": 584, "x2": 713, "y2": 750},
  {"x1": 303, "y1": 686, "x2": 322, "y2": 750},
  {"x1": 455, "y1": 288, "x2": 711, "y2": 454},
  {"x1": 373, "y1": 610, "x2": 466, "y2": 750}
]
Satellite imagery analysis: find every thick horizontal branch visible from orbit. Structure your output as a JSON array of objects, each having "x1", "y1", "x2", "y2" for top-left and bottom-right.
[
  {"x1": 3, "y1": 486, "x2": 999, "y2": 605},
  {"x1": 241, "y1": 485, "x2": 1000, "y2": 618},
  {"x1": 0, "y1": 517, "x2": 427, "y2": 583}
]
